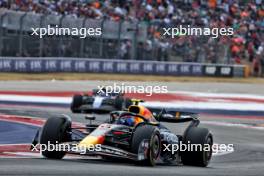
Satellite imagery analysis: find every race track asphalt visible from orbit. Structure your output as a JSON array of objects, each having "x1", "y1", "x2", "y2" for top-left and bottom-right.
[{"x1": 0, "y1": 81, "x2": 264, "y2": 176}]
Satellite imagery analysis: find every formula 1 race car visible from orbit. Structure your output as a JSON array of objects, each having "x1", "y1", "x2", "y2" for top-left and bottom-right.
[
  {"x1": 36, "y1": 100, "x2": 213, "y2": 167},
  {"x1": 71, "y1": 88, "x2": 132, "y2": 113}
]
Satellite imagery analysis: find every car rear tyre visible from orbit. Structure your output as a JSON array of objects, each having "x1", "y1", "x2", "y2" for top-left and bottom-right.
[
  {"x1": 71, "y1": 94, "x2": 83, "y2": 113},
  {"x1": 115, "y1": 97, "x2": 124, "y2": 110},
  {"x1": 131, "y1": 125, "x2": 161, "y2": 166},
  {"x1": 181, "y1": 127, "x2": 213, "y2": 167},
  {"x1": 125, "y1": 98, "x2": 132, "y2": 108},
  {"x1": 40, "y1": 116, "x2": 71, "y2": 159}
]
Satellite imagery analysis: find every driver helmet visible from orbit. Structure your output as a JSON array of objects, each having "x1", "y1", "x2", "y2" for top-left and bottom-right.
[
  {"x1": 117, "y1": 115, "x2": 135, "y2": 127},
  {"x1": 97, "y1": 87, "x2": 107, "y2": 96}
]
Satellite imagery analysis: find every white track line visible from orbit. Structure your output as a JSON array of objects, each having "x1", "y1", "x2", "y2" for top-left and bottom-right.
[
  {"x1": 142, "y1": 101, "x2": 264, "y2": 112},
  {"x1": 170, "y1": 91, "x2": 264, "y2": 100},
  {"x1": 202, "y1": 121, "x2": 264, "y2": 130},
  {"x1": 0, "y1": 95, "x2": 71, "y2": 104}
]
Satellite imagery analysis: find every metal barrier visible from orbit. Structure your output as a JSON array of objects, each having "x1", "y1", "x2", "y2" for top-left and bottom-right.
[{"x1": 0, "y1": 10, "x2": 231, "y2": 63}]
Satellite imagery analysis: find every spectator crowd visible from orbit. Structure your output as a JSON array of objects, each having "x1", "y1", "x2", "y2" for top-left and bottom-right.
[{"x1": 0, "y1": 0, "x2": 263, "y2": 76}]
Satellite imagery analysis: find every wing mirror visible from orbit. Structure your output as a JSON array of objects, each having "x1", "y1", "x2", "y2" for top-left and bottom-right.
[
  {"x1": 85, "y1": 115, "x2": 96, "y2": 125},
  {"x1": 131, "y1": 99, "x2": 144, "y2": 105}
]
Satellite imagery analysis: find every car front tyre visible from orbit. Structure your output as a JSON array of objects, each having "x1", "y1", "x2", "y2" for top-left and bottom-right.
[
  {"x1": 131, "y1": 125, "x2": 161, "y2": 166},
  {"x1": 40, "y1": 116, "x2": 71, "y2": 159}
]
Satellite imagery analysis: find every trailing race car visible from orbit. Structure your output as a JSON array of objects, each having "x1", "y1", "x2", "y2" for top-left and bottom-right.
[
  {"x1": 36, "y1": 100, "x2": 213, "y2": 167},
  {"x1": 71, "y1": 88, "x2": 132, "y2": 113}
]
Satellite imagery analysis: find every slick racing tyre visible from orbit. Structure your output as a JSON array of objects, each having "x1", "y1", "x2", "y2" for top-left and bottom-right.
[
  {"x1": 71, "y1": 94, "x2": 83, "y2": 113},
  {"x1": 181, "y1": 127, "x2": 213, "y2": 167},
  {"x1": 115, "y1": 97, "x2": 124, "y2": 110},
  {"x1": 40, "y1": 116, "x2": 71, "y2": 159},
  {"x1": 131, "y1": 125, "x2": 161, "y2": 166},
  {"x1": 125, "y1": 98, "x2": 132, "y2": 108}
]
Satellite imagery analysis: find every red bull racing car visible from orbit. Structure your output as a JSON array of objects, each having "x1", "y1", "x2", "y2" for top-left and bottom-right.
[{"x1": 35, "y1": 100, "x2": 213, "y2": 167}]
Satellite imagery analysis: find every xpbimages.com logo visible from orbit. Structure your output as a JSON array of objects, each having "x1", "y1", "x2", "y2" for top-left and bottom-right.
[
  {"x1": 163, "y1": 142, "x2": 234, "y2": 154},
  {"x1": 97, "y1": 83, "x2": 168, "y2": 96},
  {"x1": 163, "y1": 25, "x2": 234, "y2": 38},
  {"x1": 31, "y1": 25, "x2": 102, "y2": 38},
  {"x1": 31, "y1": 141, "x2": 102, "y2": 155}
]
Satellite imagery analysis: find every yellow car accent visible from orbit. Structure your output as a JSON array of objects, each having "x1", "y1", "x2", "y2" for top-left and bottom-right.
[{"x1": 79, "y1": 135, "x2": 104, "y2": 147}]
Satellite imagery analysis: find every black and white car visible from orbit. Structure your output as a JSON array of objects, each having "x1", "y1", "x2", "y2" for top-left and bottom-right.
[{"x1": 70, "y1": 88, "x2": 132, "y2": 113}]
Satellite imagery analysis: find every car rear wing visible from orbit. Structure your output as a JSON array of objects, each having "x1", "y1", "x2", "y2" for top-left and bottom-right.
[{"x1": 148, "y1": 107, "x2": 199, "y2": 123}]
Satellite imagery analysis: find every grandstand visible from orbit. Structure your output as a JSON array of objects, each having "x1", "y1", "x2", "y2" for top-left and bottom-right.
[{"x1": 0, "y1": 0, "x2": 263, "y2": 76}]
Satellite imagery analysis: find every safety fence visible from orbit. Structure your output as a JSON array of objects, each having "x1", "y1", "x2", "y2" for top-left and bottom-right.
[{"x1": 0, "y1": 57, "x2": 247, "y2": 77}]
